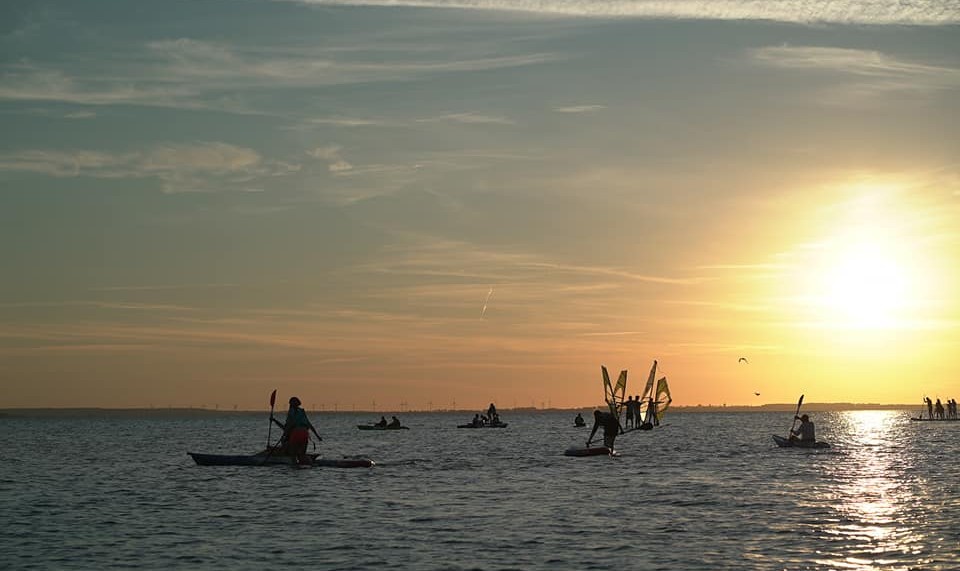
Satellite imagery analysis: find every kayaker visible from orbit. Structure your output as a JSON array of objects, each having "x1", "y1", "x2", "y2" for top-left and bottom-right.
[
  {"x1": 587, "y1": 409, "x2": 623, "y2": 450},
  {"x1": 574, "y1": 412, "x2": 586, "y2": 427},
  {"x1": 790, "y1": 414, "x2": 815, "y2": 444},
  {"x1": 375, "y1": 416, "x2": 388, "y2": 428},
  {"x1": 388, "y1": 416, "x2": 401, "y2": 428},
  {"x1": 278, "y1": 397, "x2": 321, "y2": 465}
]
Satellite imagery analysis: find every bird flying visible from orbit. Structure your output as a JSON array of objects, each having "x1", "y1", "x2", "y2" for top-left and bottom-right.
[{"x1": 738, "y1": 357, "x2": 749, "y2": 364}]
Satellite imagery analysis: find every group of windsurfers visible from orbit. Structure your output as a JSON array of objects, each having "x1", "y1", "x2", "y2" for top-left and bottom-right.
[
  {"x1": 923, "y1": 396, "x2": 957, "y2": 420},
  {"x1": 623, "y1": 395, "x2": 658, "y2": 430}
]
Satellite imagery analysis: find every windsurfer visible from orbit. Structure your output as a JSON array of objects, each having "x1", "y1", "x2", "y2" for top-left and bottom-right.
[
  {"x1": 789, "y1": 414, "x2": 815, "y2": 444},
  {"x1": 624, "y1": 395, "x2": 635, "y2": 429},
  {"x1": 587, "y1": 409, "x2": 623, "y2": 450}
]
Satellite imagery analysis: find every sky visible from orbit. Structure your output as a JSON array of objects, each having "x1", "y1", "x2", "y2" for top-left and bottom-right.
[{"x1": 1, "y1": 0, "x2": 958, "y2": 410}]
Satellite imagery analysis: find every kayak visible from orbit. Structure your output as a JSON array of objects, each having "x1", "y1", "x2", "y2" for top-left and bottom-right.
[
  {"x1": 188, "y1": 452, "x2": 375, "y2": 468},
  {"x1": 772, "y1": 435, "x2": 831, "y2": 449},
  {"x1": 357, "y1": 424, "x2": 409, "y2": 430},
  {"x1": 564, "y1": 446, "x2": 615, "y2": 457},
  {"x1": 457, "y1": 422, "x2": 508, "y2": 428}
]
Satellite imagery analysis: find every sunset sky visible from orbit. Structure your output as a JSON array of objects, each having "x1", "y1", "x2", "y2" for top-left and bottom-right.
[{"x1": 1, "y1": 0, "x2": 958, "y2": 410}]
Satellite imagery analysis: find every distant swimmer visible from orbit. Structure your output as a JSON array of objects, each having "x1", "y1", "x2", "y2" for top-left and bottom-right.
[{"x1": 738, "y1": 357, "x2": 749, "y2": 364}]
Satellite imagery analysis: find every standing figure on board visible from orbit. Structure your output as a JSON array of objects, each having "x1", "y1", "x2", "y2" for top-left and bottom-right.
[
  {"x1": 925, "y1": 396, "x2": 934, "y2": 420},
  {"x1": 935, "y1": 399, "x2": 945, "y2": 420},
  {"x1": 624, "y1": 395, "x2": 635, "y2": 429},
  {"x1": 271, "y1": 397, "x2": 321, "y2": 465},
  {"x1": 587, "y1": 409, "x2": 624, "y2": 451}
]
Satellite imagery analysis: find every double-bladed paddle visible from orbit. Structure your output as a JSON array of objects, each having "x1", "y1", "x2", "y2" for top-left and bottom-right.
[
  {"x1": 266, "y1": 389, "x2": 277, "y2": 449},
  {"x1": 787, "y1": 394, "x2": 804, "y2": 440}
]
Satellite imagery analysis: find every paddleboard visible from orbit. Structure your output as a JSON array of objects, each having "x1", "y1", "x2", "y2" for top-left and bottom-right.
[{"x1": 564, "y1": 445, "x2": 614, "y2": 457}]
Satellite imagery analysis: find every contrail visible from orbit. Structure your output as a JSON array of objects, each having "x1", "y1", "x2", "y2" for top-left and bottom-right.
[{"x1": 481, "y1": 287, "x2": 494, "y2": 319}]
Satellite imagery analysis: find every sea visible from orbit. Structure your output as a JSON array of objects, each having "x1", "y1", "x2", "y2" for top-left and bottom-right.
[{"x1": 1, "y1": 409, "x2": 957, "y2": 570}]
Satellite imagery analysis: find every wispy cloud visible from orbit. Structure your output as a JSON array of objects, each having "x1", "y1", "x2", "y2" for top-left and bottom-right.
[
  {"x1": 0, "y1": 41, "x2": 557, "y2": 112},
  {"x1": 281, "y1": 0, "x2": 960, "y2": 25},
  {"x1": 416, "y1": 112, "x2": 515, "y2": 125},
  {"x1": 749, "y1": 45, "x2": 960, "y2": 102},
  {"x1": 552, "y1": 104, "x2": 605, "y2": 113},
  {"x1": 307, "y1": 145, "x2": 353, "y2": 173},
  {"x1": 0, "y1": 142, "x2": 298, "y2": 192}
]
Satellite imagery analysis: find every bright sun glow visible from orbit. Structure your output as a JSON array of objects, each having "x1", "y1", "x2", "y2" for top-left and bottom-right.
[
  {"x1": 815, "y1": 240, "x2": 909, "y2": 328},
  {"x1": 793, "y1": 185, "x2": 925, "y2": 331}
]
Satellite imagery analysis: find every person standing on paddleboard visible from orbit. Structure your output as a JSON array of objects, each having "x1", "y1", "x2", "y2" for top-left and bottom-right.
[
  {"x1": 272, "y1": 397, "x2": 321, "y2": 465},
  {"x1": 587, "y1": 409, "x2": 623, "y2": 450},
  {"x1": 789, "y1": 414, "x2": 815, "y2": 444}
]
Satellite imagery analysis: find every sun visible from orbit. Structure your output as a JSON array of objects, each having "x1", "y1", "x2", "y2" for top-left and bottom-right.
[
  {"x1": 791, "y1": 188, "x2": 922, "y2": 331},
  {"x1": 813, "y1": 240, "x2": 909, "y2": 328}
]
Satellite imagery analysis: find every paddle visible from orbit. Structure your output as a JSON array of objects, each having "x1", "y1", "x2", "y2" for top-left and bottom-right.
[
  {"x1": 787, "y1": 394, "x2": 804, "y2": 440},
  {"x1": 266, "y1": 389, "x2": 277, "y2": 449}
]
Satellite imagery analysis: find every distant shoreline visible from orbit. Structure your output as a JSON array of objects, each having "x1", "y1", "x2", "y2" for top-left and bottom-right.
[{"x1": 0, "y1": 403, "x2": 922, "y2": 418}]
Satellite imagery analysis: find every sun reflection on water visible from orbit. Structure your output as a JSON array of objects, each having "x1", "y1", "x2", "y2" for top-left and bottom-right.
[{"x1": 815, "y1": 410, "x2": 930, "y2": 570}]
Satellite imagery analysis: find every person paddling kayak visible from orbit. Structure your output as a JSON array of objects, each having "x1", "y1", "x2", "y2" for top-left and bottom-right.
[
  {"x1": 789, "y1": 414, "x2": 815, "y2": 444},
  {"x1": 271, "y1": 397, "x2": 321, "y2": 465}
]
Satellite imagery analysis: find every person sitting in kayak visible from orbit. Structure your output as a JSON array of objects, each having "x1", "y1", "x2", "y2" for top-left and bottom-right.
[
  {"x1": 587, "y1": 409, "x2": 623, "y2": 450},
  {"x1": 272, "y1": 397, "x2": 321, "y2": 465},
  {"x1": 574, "y1": 412, "x2": 586, "y2": 427},
  {"x1": 790, "y1": 414, "x2": 815, "y2": 444},
  {"x1": 375, "y1": 416, "x2": 388, "y2": 428},
  {"x1": 388, "y1": 416, "x2": 402, "y2": 428}
]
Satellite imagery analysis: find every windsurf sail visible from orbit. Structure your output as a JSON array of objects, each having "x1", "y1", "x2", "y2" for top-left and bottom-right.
[
  {"x1": 654, "y1": 376, "x2": 672, "y2": 423},
  {"x1": 601, "y1": 366, "x2": 628, "y2": 419}
]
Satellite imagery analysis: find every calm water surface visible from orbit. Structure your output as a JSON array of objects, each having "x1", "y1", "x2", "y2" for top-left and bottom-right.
[{"x1": 1, "y1": 410, "x2": 957, "y2": 570}]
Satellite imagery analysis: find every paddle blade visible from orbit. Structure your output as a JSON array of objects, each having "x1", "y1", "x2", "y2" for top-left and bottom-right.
[
  {"x1": 797, "y1": 394, "x2": 804, "y2": 410},
  {"x1": 270, "y1": 389, "x2": 277, "y2": 408}
]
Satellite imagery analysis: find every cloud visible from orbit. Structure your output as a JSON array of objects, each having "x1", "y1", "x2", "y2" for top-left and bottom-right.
[
  {"x1": 0, "y1": 41, "x2": 557, "y2": 112},
  {"x1": 416, "y1": 112, "x2": 515, "y2": 125},
  {"x1": 552, "y1": 104, "x2": 605, "y2": 113},
  {"x1": 0, "y1": 142, "x2": 298, "y2": 193},
  {"x1": 281, "y1": 0, "x2": 960, "y2": 25},
  {"x1": 748, "y1": 45, "x2": 960, "y2": 100},
  {"x1": 307, "y1": 145, "x2": 353, "y2": 173}
]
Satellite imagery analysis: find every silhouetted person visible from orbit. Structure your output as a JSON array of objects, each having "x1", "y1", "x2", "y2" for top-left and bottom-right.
[
  {"x1": 790, "y1": 414, "x2": 815, "y2": 444},
  {"x1": 375, "y1": 416, "x2": 387, "y2": 428},
  {"x1": 388, "y1": 415, "x2": 402, "y2": 428},
  {"x1": 271, "y1": 397, "x2": 320, "y2": 465},
  {"x1": 587, "y1": 409, "x2": 623, "y2": 450}
]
